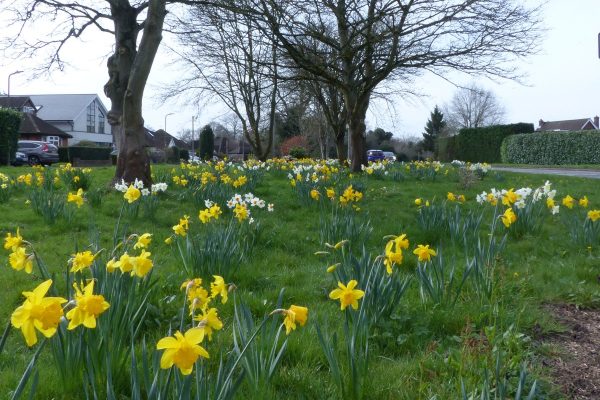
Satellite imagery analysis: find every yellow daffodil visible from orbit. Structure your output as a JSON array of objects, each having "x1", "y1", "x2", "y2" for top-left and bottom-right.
[
  {"x1": 458, "y1": 194, "x2": 466, "y2": 203},
  {"x1": 182, "y1": 279, "x2": 210, "y2": 310},
  {"x1": 124, "y1": 185, "x2": 141, "y2": 203},
  {"x1": 131, "y1": 251, "x2": 153, "y2": 277},
  {"x1": 579, "y1": 196, "x2": 589, "y2": 208},
  {"x1": 165, "y1": 236, "x2": 173, "y2": 245},
  {"x1": 11, "y1": 279, "x2": 67, "y2": 346},
  {"x1": 310, "y1": 189, "x2": 320, "y2": 201},
  {"x1": 70, "y1": 250, "x2": 96, "y2": 273},
  {"x1": 502, "y1": 189, "x2": 518, "y2": 206},
  {"x1": 281, "y1": 305, "x2": 308, "y2": 335},
  {"x1": 67, "y1": 188, "x2": 84, "y2": 208},
  {"x1": 546, "y1": 197, "x2": 555, "y2": 209},
  {"x1": 106, "y1": 258, "x2": 118, "y2": 273},
  {"x1": 562, "y1": 195, "x2": 574, "y2": 209},
  {"x1": 413, "y1": 244, "x2": 437, "y2": 262},
  {"x1": 326, "y1": 187, "x2": 335, "y2": 199},
  {"x1": 115, "y1": 252, "x2": 134, "y2": 273},
  {"x1": 4, "y1": 228, "x2": 23, "y2": 251},
  {"x1": 209, "y1": 205, "x2": 222, "y2": 219},
  {"x1": 210, "y1": 275, "x2": 228, "y2": 304},
  {"x1": 588, "y1": 210, "x2": 600, "y2": 222},
  {"x1": 327, "y1": 263, "x2": 340, "y2": 273},
  {"x1": 9, "y1": 246, "x2": 34, "y2": 274},
  {"x1": 501, "y1": 207, "x2": 517, "y2": 228},
  {"x1": 415, "y1": 198, "x2": 422, "y2": 206},
  {"x1": 199, "y1": 209, "x2": 212, "y2": 224},
  {"x1": 156, "y1": 328, "x2": 209, "y2": 375},
  {"x1": 134, "y1": 233, "x2": 152, "y2": 249},
  {"x1": 233, "y1": 204, "x2": 249, "y2": 222},
  {"x1": 173, "y1": 215, "x2": 190, "y2": 236},
  {"x1": 194, "y1": 307, "x2": 223, "y2": 341},
  {"x1": 447, "y1": 192, "x2": 456, "y2": 202},
  {"x1": 66, "y1": 280, "x2": 110, "y2": 330},
  {"x1": 384, "y1": 234, "x2": 409, "y2": 274},
  {"x1": 329, "y1": 280, "x2": 365, "y2": 311}
]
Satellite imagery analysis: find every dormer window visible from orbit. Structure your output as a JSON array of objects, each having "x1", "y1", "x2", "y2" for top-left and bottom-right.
[
  {"x1": 22, "y1": 106, "x2": 35, "y2": 114},
  {"x1": 87, "y1": 102, "x2": 96, "y2": 133}
]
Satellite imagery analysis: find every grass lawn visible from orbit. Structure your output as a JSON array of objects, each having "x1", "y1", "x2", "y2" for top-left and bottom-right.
[
  {"x1": 494, "y1": 163, "x2": 600, "y2": 170},
  {"x1": 0, "y1": 161, "x2": 598, "y2": 399}
]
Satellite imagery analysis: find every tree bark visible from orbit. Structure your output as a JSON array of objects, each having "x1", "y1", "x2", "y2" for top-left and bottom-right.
[{"x1": 107, "y1": 0, "x2": 166, "y2": 186}]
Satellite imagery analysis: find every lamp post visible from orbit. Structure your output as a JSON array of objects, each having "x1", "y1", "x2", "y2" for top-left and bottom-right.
[
  {"x1": 191, "y1": 116, "x2": 196, "y2": 159},
  {"x1": 7, "y1": 70, "x2": 23, "y2": 99}
]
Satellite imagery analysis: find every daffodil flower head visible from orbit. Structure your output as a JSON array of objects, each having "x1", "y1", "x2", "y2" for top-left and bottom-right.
[
  {"x1": 281, "y1": 305, "x2": 308, "y2": 335},
  {"x1": 329, "y1": 280, "x2": 365, "y2": 310},
  {"x1": 70, "y1": 250, "x2": 96, "y2": 273},
  {"x1": 4, "y1": 228, "x2": 24, "y2": 251},
  {"x1": 66, "y1": 280, "x2": 110, "y2": 330},
  {"x1": 413, "y1": 244, "x2": 437, "y2": 262},
  {"x1": 156, "y1": 328, "x2": 209, "y2": 375},
  {"x1": 11, "y1": 280, "x2": 67, "y2": 346},
  {"x1": 9, "y1": 246, "x2": 34, "y2": 274}
]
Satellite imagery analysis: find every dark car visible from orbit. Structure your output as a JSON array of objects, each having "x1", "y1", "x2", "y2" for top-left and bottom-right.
[
  {"x1": 11, "y1": 151, "x2": 28, "y2": 166},
  {"x1": 367, "y1": 149, "x2": 385, "y2": 162},
  {"x1": 17, "y1": 141, "x2": 60, "y2": 165}
]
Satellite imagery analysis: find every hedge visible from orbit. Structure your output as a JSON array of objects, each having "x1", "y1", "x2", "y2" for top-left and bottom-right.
[
  {"x1": 455, "y1": 123, "x2": 534, "y2": 163},
  {"x1": 436, "y1": 136, "x2": 459, "y2": 162},
  {"x1": 59, "y1": 146, "x2": 112, "y2": 162},
  {"x1": 501, "y1": 131, "x2": 600, "y2": 165},
  {"x1": 0, "y1": 109, "x2": 23, "y2": 165}
]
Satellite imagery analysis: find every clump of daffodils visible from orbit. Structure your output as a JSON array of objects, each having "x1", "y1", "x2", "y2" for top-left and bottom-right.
[
  {"x1": 114, "y1": 179, "x2": 168, "y2": 201},
  {"x1": 476, "y1": 181, "x2": 559, "y2": 215},
  {"x1": 4, "y1": 228, "x2": 34, "y2": 274}
]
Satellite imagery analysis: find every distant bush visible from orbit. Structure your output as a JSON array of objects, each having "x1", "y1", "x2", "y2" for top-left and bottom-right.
[
  {"x1": 75, "y1": 140, "x2": 100, "y2": 147},
  {"x1": 179, "y1": 149, "x2": 190, "y2": 161},
  {"x1": 455, "y1": 123, "x2": 534, "y2": 163},
  {"x1": 289, "y1": 146, "x2": 309, "y2": 159},
  {"x1": 58, "y1": 146, "x2": 112, "y2": 162},
  {"x1": 501, "y1": 131, "x2": 600, "y2": 165},
  {"x1": 199, "y1": 125, "x2": 214, "y2": 160},
  {"x1": 436, "y1": 136, "x2": 459, "y2": 162},
  {"x1": 0, "y1": 109, "x2": 22, "y2": 165},
  {"x1": 166, "y1": 146, "x2": 181, "y2": 164}
]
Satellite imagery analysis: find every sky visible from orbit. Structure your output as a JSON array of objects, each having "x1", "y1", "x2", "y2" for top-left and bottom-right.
[{"x1": 1, "y1": 0, "x2": 600, "y2": 140}]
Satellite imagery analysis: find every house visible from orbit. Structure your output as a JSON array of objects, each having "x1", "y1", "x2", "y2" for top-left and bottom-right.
[
  {"x1": 27, "y1": 94, "x2": 113, "y2": 146},
  {"x1": 145, "y1": 128, "x2": 189, "y2": 150},
  {"x1": 537, "y1": 116, "x2": 599, "y2": 132},
  {"x1": 0, "y1": 96, "x2": 73, "y2": 146}
]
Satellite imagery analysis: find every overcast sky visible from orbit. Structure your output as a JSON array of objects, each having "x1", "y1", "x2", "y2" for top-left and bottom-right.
[{"x1": 1, "y1": 0, "x2": 599, "y2": 140}]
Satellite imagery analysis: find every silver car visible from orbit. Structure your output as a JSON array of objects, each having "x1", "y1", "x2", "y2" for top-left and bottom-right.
[{"x1": 17, "y1": 141, "x2": 60, "y2": 165}]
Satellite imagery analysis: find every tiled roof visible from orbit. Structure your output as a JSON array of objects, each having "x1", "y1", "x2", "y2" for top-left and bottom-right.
[
  {"x1": 0, "y1": 96, "x2": 33, "y2": 109},
  {"x1": 27, "y1": 94, "x2": 105, "y2": 121},
  {"x1": 20, "y1": 113, "x2": 73, "y2": 138},
  {"x1": 538, "y1": 119, "x2": 596, "y2": 131}
]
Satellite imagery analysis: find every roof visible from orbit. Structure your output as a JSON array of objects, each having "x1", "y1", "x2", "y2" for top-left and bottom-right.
[
  {"x1": 538, "y1": 118, "x2": 597, "y2": 131},
  {"x1": 0, "y1": 96, "x2": 34, "y2": 110},
  {"x1": 27, "y1": 94, "x2": 105, "y2": 121},
  {"x1": 19, "y1": 113, "x2": 73, "y2": 138},
  {"x1": 145, "y1": 129, "x2": 189, "y2": 149}
]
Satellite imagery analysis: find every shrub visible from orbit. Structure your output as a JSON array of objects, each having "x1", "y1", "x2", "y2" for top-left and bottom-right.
[
  {"x1": 456, "y1": 123, "x2": 534, "y2": 163},
  {"x1": 0, "y1": 109, "x2": 22, "y2": 165},
  {"x1": 501, "y1": 131, "x2": 600, "y2": 164},
  {"x1": 280, "y1": 136, "x2": 307, "y2": 156},
  {"x1": 179, "y1": 148, "x2": 189, "y2": 161},
  {"x1": 165, "y1": 146, "x2": 180, "y2": 163},
  {"x1": 199, "y1": 125, "x2": 215, "y2": 160},
  {"x1": 289, "y1": 146, "x2": 308, "y2": 159},
  {"x1": 436, "y1": 136, "x2": 459, "y2": 161},
  {"x1": 58, "y1": 146, "x2": 112, "y2": 162}
]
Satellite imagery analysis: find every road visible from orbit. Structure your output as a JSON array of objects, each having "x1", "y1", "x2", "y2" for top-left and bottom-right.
[{"x1": 494, "y1": 167, "x2": 600, "y2": 180}]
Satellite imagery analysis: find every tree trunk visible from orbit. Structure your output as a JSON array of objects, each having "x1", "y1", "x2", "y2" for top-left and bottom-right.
[
  {"x1": 349, "y1": 114, "x2": 367, "y2": 172},
  {"x1": 335, "y1": 126, "x2": 347, "y2": 163},
  {"x1": 107, "y1": 0, "x2": 166, "y2": 186}
]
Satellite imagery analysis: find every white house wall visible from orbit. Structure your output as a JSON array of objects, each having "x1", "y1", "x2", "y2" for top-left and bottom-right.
[{"x1": 70, "y1": 99, "x2": 113, "y2": 146}]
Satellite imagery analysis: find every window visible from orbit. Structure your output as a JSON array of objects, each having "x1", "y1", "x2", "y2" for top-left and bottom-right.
[
  {"x1": 22, "y1": 106, "x2": 35, "y2": 114},
  {"x1": 98, "y1": 112, "x2": 105, "y2": 134},
  {"x1": 86, "y1": 102, "x2": 96, "y2": 133},
  {"x1": 45, "y1": 136, "x2": 60, "y2": 146}
]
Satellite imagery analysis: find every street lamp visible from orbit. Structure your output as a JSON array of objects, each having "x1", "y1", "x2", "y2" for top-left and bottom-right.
[
  {"x1": 7, "y1": 70, "x2": 23, "y2": 99},
  {"x1": 191, "y1": 116, "x2": 196, "y2": 158},
  {"x1": 164, "y1": 112, "x2": 174, "y2": 132},
  {"x1": 164, "y1": 112, "x2": 174, "y2": 149}
]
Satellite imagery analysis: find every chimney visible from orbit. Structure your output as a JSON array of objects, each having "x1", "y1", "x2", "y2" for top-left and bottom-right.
[{"x1": 594, "y1": 116, "x2": 599, "y2": 129}]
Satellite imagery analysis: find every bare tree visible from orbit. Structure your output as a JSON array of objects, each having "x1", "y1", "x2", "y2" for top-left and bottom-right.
[
  {"x1": 0, "y1": 0, "x2": 176, "y2": 184},
  {"x1": 168, "y1": 5, "x2": 279, "y2": 161},
  {"x1": 444, "y1": 83, "x2": 505, "y2": 133},
  {"x1": 237, "y1": 0, "x2": 542, "y2": 171}
]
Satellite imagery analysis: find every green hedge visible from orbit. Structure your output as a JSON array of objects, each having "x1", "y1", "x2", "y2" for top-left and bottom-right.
[
  {"x1": 59, "y1": 146, "x2": 112, "y2": 162},
  {"x1": 0, "y1": 109, "x2": 23, "y2": 165},
  {"x1": 455, "y1": 123, "x2": 534, "y2": 163},
  {"x1": 501, "y1": 131, "x2": 600, "y2": 165},
  {"x1": 436, "y1": 136, "x2": 459, "y2": 162}
]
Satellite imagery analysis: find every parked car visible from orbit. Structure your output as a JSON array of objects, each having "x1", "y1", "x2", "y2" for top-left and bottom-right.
[
  {"x1": 17, "y1": 141, "x2": 60, "y2": 165},
  {"x1": 367, "y1": 149, "x2": 385, "y2": 162},
  {"x1": 383, "y1": 151, "x2": 397, "y2": 162},
  {"x1": 11, "y1": 151, "x2": 28, "y2": 166}
]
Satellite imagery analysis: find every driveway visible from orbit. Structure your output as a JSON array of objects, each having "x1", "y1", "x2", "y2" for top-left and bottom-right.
[{"x1": 494, "y1": 167, "x2": 600, "y2": 180}]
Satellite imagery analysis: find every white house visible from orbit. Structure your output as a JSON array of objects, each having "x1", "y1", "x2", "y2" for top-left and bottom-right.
[{"x1": 28, "y1": 94, "x2": 113, "y2": 146}]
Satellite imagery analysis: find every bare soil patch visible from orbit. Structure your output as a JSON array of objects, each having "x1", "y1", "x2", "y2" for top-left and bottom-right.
[{"x1": 542, "y1": 304, "x2": 600, "y2": 399}]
